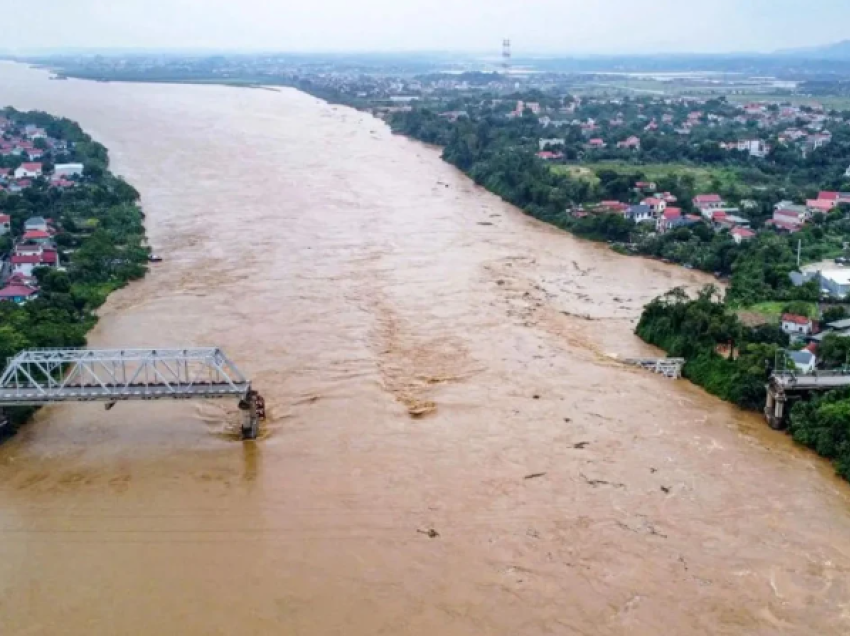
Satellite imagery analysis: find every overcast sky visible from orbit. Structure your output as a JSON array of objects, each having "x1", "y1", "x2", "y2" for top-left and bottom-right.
[{"x1": 7, "y1": 0, "x2": 850, "y2": 54}]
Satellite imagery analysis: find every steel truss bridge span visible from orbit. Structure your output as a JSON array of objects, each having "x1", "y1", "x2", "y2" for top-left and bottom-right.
[{"x1": 0, "y1": 348, "x2": 265, "y2": 439}]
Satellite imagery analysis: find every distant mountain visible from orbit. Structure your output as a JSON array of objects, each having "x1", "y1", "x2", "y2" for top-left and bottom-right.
[{"x1": 776, "y1": 40, "x2": 850, "y2": 61}]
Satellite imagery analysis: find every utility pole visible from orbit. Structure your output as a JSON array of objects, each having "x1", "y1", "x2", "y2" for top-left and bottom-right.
[{"x1": 797, "y1": 239, "x2": 802, "y2": 268}]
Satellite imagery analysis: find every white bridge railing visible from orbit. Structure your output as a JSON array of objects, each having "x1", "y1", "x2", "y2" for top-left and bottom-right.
[
  {"x1": 623, "y1": 357, "x2": 685, "y2": 379},
  {"x1": 0, "y1": 347, "x2": 251, "y2": 406}
]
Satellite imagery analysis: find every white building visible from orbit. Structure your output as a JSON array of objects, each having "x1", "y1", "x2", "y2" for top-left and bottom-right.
[
  {"x1": 789, "y1": 350, "x2": 817, "y2": 374},
  {"x1": 24, "y1": 216, "x2": 49, "y2": 232},
  {"x1": 820, "y1": 269, "x2": 850, "y2": 299},
  {"x1": 736, "y1": 139, "x2": 770, "y2": 158},
  {"x1": 538, "y1": 138, "x2": 565, "y2": 151},
  {"x1": 781, "y1": 314, "x2": 814, "y2": 336},
  {"x1": 53, "y1": 163, "x2": 84, "y2": 178},
  {"x1": 13, "y1": 163, "x2": 42, "y2": 179}
]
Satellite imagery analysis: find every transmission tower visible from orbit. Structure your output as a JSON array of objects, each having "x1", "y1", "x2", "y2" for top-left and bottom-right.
[{"x1": 502, "y1": 39, "x2": 511, "y2": 74}]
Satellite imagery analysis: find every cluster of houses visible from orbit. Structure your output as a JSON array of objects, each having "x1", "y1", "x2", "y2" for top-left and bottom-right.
[
  {"x1": 0, "y1": 117, "x2": 82, "y2": 193},
  {"x1": 523, "y1": 94, "x2": 846, "y2": 165},
  {"x1": 569, "y1": 182, "x2": 761, "y2": 243},
  {"x1": 0, "y1": 215, "x2": 62, "y2": 303},
  {"x1": 777, "y1": 312, "x2": 850, "y2": 374},
  {"x1": 765, "y1": 191, "x2": 850, "y2": 233}
]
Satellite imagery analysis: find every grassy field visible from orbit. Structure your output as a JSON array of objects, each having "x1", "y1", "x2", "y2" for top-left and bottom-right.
[
  {"x1": 552, "y1": 161, "x2": 744, "y2": 193},
  {"x1": 741, "y1": 301, "x2": 819, "y2": 321}
]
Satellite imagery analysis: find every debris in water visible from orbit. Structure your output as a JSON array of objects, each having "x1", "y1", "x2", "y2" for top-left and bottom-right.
[
  {"x1": 417, "y1": 528, "x2": 440, "y2": 538},
  {"x1": 573, "y1": 441, "x2": 590, "y2": 449},
  {"x1": 477, "y1": 221, "x2": 494, "y2": 226},
  {"x1": 524, "y1": 472, "x2": 547, "y2": 480},
  {"x1": 405, "y1": 398, "x2": 436, "y2": 417},
  {"x1": 660, "y1": 486, "x2": 671, "y2": 494},
  {"x1": 564, "y1": 417, "x2": 572, "y2": 423},
  {"x1": 580, "y1": 472, "x2": 625, "y2": 489},
  {"x1": 496, "y1": 279, "x2": 506, "y2": 286},
  {"x1": 649, "y1": 467, "x2": 658, "y2": 473},
  {"x1": 533, "y1": 394, "x2": 541, "y2": 400}
]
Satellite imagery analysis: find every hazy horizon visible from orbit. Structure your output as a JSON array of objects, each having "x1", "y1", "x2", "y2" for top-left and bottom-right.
[{"x1": 5, "y1": 0, "x2": 850, "y2": 56}]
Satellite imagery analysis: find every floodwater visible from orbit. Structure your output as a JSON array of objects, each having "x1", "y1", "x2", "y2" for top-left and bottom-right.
[{"x1": 0, "y1": 62, "x2": 848, "y2": 635}]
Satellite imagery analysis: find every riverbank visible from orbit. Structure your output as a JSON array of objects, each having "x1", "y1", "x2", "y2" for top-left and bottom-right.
[
  {"x1": 0, "y1": 107, "x2": 148, "y2": 431},
  {"x1": 2, "y1": 61, "x2": 850, "y2": 636}
]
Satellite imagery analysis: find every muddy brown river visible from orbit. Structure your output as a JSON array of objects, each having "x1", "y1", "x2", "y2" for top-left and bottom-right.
[{"x1": 0, "y1": 62, "x2": 848, "y2": 635}]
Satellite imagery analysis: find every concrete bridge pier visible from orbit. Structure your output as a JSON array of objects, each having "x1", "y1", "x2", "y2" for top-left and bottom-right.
[{"x1": 764, "y1": 386, "x2": 787, "y2": 430}]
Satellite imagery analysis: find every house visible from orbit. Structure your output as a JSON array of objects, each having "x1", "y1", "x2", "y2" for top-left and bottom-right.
[
  {"x1": 0, "y1": 214, "x2": 9, "y2": 235},
  {"x1": 536, "y1": 151, "x2": 563, "y2": 161},
  {"x1": 625, "y1": 204, "x2": 653, "y2": 223},
  {"x1": 11, "y1": 254, "x2": 42, "y2": 277},
  {"x1": 731, "y1": 227, "x2": 756, "y2": 244},
  {"x1": 22, "y1": 230, "x2": 53, "y2": 244},
  {"x1": 845, "y1": 165, "x2": 850, "y2": 178},
  {"x1": 53, "y1": 163, "x2": 84, "y2": 178},
  {"x1": 641, "y1": 197, "x2": 667, "y2": 216},
  {"x1": 735, "y1": 139, "x2": 770, "y2": 158},
  {"x1": 538, "y1": 138, "x2": 565, "y2": 151},
  {"x1": 693, "y1": 194, "x2": 723, "y2": 210},
  {"x1": 617, "y1": 136, "x2": 641, "y2": 150},
  {"x1": 635, "y1": 181, "x2": 657, "y2": 191},
  {"x1": 586, "y1": 138, "x2": 606, "y2": 149},
  {"x1": 26, "y1": 148, "x2": 44, "y2": 160},
  {"x1": 714, "y1": 214, "x2": 751, "y2": 231},
  {"x1": 781, "y1": 313, "x2": 814, "y2": 336},
  {"x1": 0, "y1": 283, "x2": 39, "y2": 304},
  {"x1": 788, "y1": 349, "x2": 817, "y2": 374},
  {"x1": 13, "y1": 163, "x2": 42, "y2": 179},
  {"x1": 807, "y1": 199, "x2": 836, "y2": 214},
  {"x1": 656, "y1": 207, "x2": 683, "y2": 233},
  {"x1": 24, "y1": 216, "x2": 49, "y2": 232},
  {"x1": 773, "y1": 207, "x2": 808, "y2": 227}
]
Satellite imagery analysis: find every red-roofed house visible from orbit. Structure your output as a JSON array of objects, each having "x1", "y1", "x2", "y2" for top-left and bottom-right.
[
  {"x1": 641, "y1": 197, "x2": 667, "y2": 216},
  {"x1": 807, "y1": 199, "x2": 836, "y2": 214},
  {"x1": 536, "y1": 151, "x2": 563, "y2": 160},
  {"x1": 766, "y1": 219, "x2": 802, "y2": 233},
  {"x1": 11, "y1": 254, "x2": 42, "y2": 276},
  {"x1": 586, "y1": 138, "x2": 606, "y2": 149},
  {"x1": 0, "y1": 284, "x2": 39, "y2": 304},
  {"x1": 781, "y1": 313, "x2": 814, "y2": 336},
  {"x1": 819, "y1": 191, "x2": 840, "y2": 202},
  {"x1": 617, "y1": 135, "x2": 641, "y2": 150},
  {"x1": 14, "y1": 162, "x2": 42, "y2": 179},
  {"x1": 656, "y1": 207, "x2": 683, "y2": 233},
  {"x1": 11, "y1": 249, "x2": 58, "y2": 276},
  {"x1": 22, "y1": 230, "x2": 52, "y2": 244},
  {"x1": 0, "y1": 214, "x2": 9, "y2": 236},
  {"x1": 731, "y1": 227, "x2": 756, "y2": 244},
  {"x1": 693, "y1": 194, "x2": 723, "y2": 210}
]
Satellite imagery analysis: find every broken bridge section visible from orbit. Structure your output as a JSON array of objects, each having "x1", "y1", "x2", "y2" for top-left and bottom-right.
[
  {"x1": 0, "y1": 347, "x2": 264, "y2": 439},
  {"x1": 622, "y1": 357, "x2": 685, "y2": 379}
]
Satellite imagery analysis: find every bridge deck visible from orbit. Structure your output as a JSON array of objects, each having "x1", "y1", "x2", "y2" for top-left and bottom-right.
[
  {"x1": 772, "y1": 372, "x2": 850, "y2": 391},
  {"x1": 0, "y1": 347, "x2": 251, "y2": 407},
  {"x1": 0, "y1": 383, "x2": 250, "y2": 406}
]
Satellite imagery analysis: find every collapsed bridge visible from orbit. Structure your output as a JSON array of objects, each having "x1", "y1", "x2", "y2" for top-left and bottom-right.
[{"x1": 0, "y1": 347, "x2": 265, "y2": 439}]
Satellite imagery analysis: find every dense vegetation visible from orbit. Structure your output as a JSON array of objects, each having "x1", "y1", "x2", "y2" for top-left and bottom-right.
[
  {"x1": 636, "y1": 286, "x2": 789, "y2": 410},
  {"x1": 0, "y1": 108, "x2": 148, "y2": 429},
  {"x1": 388, "y1": 95, "x2": 850, "y2": 306},
  {"x1": 637, "y1": 285, "x2": 850, "y2": 481},
  {"x1": 789, "y1": 388, "x2": 850, "y2": 480}
]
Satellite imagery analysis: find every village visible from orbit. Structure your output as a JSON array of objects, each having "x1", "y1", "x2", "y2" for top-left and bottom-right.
[{"x1": 0, "y1": 115, "x2": 85, "y2": 304}]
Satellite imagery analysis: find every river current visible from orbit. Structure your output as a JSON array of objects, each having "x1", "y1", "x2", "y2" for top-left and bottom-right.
[{"x1": 0, "y1": 62, "x2": 848, "y2": 635}]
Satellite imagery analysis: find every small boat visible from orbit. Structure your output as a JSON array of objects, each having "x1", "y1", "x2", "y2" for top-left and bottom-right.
[{"x1": 148, "y1": 254, "x2": 163, "y2": 263}]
